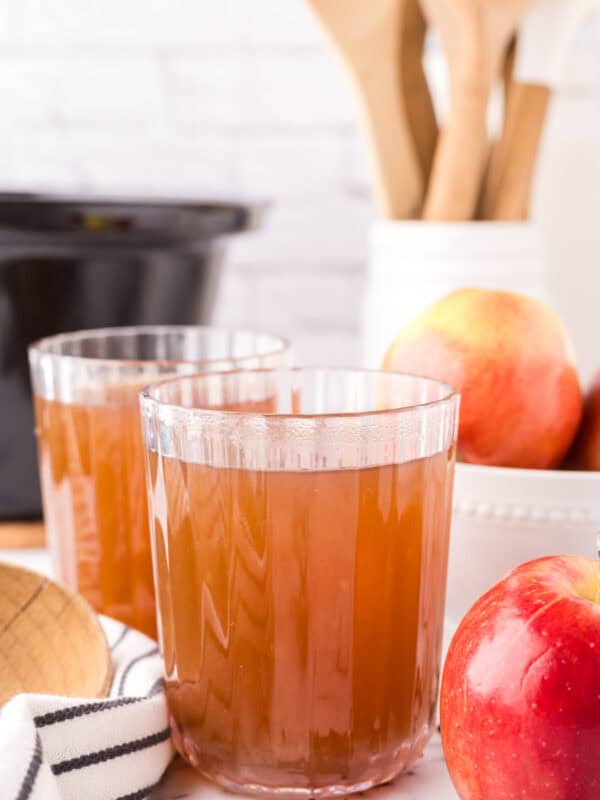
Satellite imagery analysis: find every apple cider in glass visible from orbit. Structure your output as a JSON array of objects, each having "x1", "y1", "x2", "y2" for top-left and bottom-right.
[
  {"x1": 141, "y1": 368, "x2": 459, "y2": 796},
  {"x1": 35, "y1": 388, "x2": 155, "y2": 634},
  {"x1": 29, "y1": 327, "x2": 290, "y2": 638}
]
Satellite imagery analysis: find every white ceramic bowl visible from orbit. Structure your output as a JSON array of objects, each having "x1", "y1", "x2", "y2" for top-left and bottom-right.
[{"x1": 445, "y1": 463, "x2": 600, "y2": 638}]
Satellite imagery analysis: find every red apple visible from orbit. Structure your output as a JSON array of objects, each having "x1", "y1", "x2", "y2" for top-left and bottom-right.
[
  {"x1": 566, "y1": 370, "x2": 600, "y2": 470},
  {"x1": 383, "y1": 289, "x2": 583, "y2": 469},
  {"x1": 441, "y1": 555, "x2": 600, "y2": 800}
]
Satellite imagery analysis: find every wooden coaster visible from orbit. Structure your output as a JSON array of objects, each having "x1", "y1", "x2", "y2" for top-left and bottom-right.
[
  {"x1": 0, "y1": 562, "x2": 111, "y2": 706},
  {"x1": 0, "y1": 521, "x2": 46, "y2": 549}
]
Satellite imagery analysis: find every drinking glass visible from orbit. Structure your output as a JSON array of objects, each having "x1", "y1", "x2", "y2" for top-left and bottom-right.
[
  {"x1": 29, "y1": 326, "x2": 291, "y2": 637},
  {"x1": 140, "y1": 367, "x2": 459, "y2": 797}
]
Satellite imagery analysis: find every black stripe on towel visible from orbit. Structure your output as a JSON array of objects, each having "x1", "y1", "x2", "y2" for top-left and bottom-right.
[
  {"x1": 117, "y1": 646, "x2": 159, "y2": 696},
  {"x1": 51, "y1": 728, "x2": 171, "y2": 775},
  {"x1": 110, "y1": 625, "x2": 131, "y2": 651},
  {"x1": 113, "y1": 781, "x2": 161, "y2": 800},
  {"x1": 146, "y1": 677, "x2": 164, "y2": 698},
  {"x1": 35, "y1": 696, "x2": 143, "y2": 727},
  {"x1": 14, "y1": 733, "x2": 42, "y2": 800}
]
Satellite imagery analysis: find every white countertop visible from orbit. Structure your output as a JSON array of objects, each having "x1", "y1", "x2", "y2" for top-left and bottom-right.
[{"x1": 1, "y1": 547, "x2": 458, "y2": 800}]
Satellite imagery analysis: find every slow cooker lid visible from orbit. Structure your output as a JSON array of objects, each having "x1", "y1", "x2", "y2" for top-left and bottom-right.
[{"x1": 0, "y1": 193, "x2": 260, "y2": 246}]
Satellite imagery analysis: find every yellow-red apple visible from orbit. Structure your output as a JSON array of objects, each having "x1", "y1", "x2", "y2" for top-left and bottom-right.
[
  {"x1": 382, "y1": 289, "x2": 582, "y2": 468},
  {"x1": 566, "y1": 370, "x2": 600, "y2": 470},
  {"x1": 441, "y1": 555, "x2": 600, "y2": 800}
]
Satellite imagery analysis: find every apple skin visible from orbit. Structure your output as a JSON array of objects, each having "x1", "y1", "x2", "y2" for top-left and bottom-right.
[
  {"x1": 566, "y1": 371, "x2": 600, "y2": 470},
  {"x1": 441, "y1": 555, "x2": 600, "y2": 800},
  {"x1": 383, "y1": 289, "x2": 583, "y2": 469}
]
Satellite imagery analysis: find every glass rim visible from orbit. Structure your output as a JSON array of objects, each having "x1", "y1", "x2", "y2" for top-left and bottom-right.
[
  {"x1": 28, "y1": 325, "x2": 291, "y2": 369},
  {"x1": 140, "y1": 366, "x2": 459, "y2": 422}
]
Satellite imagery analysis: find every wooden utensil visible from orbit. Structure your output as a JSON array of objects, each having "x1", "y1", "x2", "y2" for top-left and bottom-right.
[
  {"x1": 473, "y1": 36, "x2": 516, "y2": 217},
  {"x1": 502, "y1": 37, "x2": 517, "y2": 109},
  {"x1": 0, "y1": 562, "x2": 111, "y2": 706},
  {"x1": 481, "y1": 0, "x2": 598, "y2": 219},
  {"x1": 480, "y1": 84, "x2": 550, "y2": 219},
  {"x1": 402, "y1": 0, "x2": 439, "y2": 186},
  {"x1": 419, "y1": 0, "x2": 538, "y2": 221},
  {"x1": 0, "y1": 521, "x2": 45, "y2": 549},
  {"x1": 306, "y1": 0, "x2": 425, "y2": 218}
]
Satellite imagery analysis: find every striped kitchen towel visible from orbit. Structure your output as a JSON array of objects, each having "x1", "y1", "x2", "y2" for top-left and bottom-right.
[{"x1": 0, "y1": 617, "x2": 174, "y2": 800}]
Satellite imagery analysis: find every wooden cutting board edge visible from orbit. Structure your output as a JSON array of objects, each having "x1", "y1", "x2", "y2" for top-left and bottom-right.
[{"x1": 0, "y1": 521, "x2": 46, "y2": 549}]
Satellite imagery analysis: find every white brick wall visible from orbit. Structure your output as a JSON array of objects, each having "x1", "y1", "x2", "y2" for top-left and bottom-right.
[{"x1": 1, "y1": 1, "x2": 599, "y2": 371}]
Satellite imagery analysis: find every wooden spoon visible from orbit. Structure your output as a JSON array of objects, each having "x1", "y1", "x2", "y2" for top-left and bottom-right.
[
  {"x1": 480, "y1": 83, "x2": 550, "y2": 219},
  {"x1": 0, "y1": 562, "x2": 111, "y2": 706},
  {"x1": 502, "y1": 36, "x2": 517, "y2": 110},
  {"x1": 419, "y1": 0, "x2": 539, "y2": 221},
  {"x1": 306, "y1": 0, "x2": 424, "y2": 218},
  {"x1": 402, "y1": 0, "x2": 439, "y2": 186},
  {"x1": 481, "y1": 0, "x2": 598, "y2": 219}
]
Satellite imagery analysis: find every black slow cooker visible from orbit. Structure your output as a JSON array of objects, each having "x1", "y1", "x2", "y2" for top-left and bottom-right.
[{"x1": 0, "y1": 193, "x2": 257, "y2": 519}]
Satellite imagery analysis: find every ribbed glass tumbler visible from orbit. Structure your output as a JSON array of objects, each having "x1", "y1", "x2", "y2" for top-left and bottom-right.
[
  {"x1": 29, "y1": 326, "x2": 290, "y2": 637},
  {"x1": 140, "y1": 368, "x2": 459, "y2": 797}
]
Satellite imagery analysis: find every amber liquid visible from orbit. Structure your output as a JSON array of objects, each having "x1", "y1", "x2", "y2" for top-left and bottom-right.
[
  {"x1": 34, "y1": 390, "x2": 281, "y2": 638},
  {"x1": 35, "y1": 389, "x2": 157, "y2": 637},
  {"x1": 149, "y1": 448, "x2": 455, "y2": 796}
]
